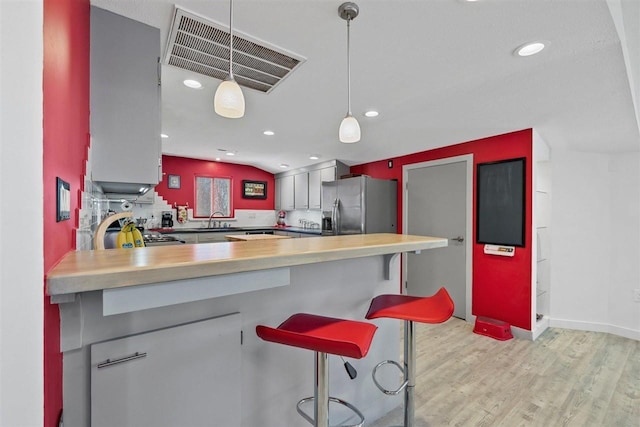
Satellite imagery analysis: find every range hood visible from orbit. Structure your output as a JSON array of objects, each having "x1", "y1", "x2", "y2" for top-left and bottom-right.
[{"x1": 97, "y1": 181, "x2": 155, "y2": 202}]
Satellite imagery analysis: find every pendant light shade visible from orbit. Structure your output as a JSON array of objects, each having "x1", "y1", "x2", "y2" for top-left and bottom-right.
[
  {"x1": 339, "y1": 114, "x2": 361, "y2": 143},
  {"x1": 214, "y1": 78, "x2": 245, "y2": 118},
  {"x1": 214, "y1": 0, "x2": 245, "y2": 118},
  {"x1": 338, "y1": 2, "x2": 360, "y2": 143}
]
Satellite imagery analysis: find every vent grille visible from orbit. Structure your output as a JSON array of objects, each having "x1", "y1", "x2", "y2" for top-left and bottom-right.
[{"x1": 164, "y1": 7, "x2": 305, "y2": 93}]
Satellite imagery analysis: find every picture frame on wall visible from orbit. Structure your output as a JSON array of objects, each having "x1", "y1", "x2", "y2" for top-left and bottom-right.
[
  {"x1": 56, "y1": 177, "x2": 71, "y2": 222},
  {"x1": 242, "y1": 180, "x2": 267, "y2": 199},
  {"x1": 167, "y1": 174, "x2": 181, "y2": 189}
]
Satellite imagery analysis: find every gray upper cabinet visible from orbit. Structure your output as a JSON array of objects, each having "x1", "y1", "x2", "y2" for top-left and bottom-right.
[
  {"x1": 308, "y1": 169, "x2": 322, "y2": 210},
  {"x1": 276, "y1": 160, "x2": 349, "y2": 211},
  {"x1": 309, "y1": 167, "x2": 337, "y2": 210},
  {"x1": 274, "y1": 177, "x2": 282, "y2": 211},
  {"x1": 279, "y1": 175, "x2": 295, "y2": 211},
  {"x1": 294, "y1": 173, "x2": 309, "y2": 210},
  {"x1": 90, "y1": 7, "x2": 161, "y2": 193}
]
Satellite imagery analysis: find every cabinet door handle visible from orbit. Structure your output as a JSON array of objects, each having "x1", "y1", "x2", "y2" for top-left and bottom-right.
[{"x1": 97, "y1": 351, "x2": 147, "y2": 369}]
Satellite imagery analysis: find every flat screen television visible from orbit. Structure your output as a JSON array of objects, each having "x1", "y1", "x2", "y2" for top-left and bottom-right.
[{"x1": 476, "y1": 157, "x2": 526, "y2": 247}]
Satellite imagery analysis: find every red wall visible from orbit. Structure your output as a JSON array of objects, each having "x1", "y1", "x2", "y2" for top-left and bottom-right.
[
  {"x1": 156, "y1": 155, "x2": 275, "y2": 214},
  {"x1": 43, "y1": 0, "x2": 90, "y2": 424},
  {"x1": 351, "y1": 129, "x2": 533, "y2": 330}
]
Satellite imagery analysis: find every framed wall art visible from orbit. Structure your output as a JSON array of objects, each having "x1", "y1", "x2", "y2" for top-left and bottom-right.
[
  {"x1": 167, "y1": 174, "x2": 181, "y2": 189},
  {"x1": 242, "y1": 180, "x2": 267, "y2": 199},
  {"x1": 56, "y1": 177, "x2": 71, "y2": 222}
]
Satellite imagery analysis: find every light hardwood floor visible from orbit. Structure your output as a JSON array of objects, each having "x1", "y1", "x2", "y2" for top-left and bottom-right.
[{"x1": 369, "y1": 318, "x2": 639, "y2": 427}]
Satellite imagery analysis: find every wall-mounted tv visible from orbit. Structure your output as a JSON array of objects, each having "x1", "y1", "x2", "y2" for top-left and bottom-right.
[{"x1": 476, "y1": 157, "x2": 526, "y2": 247}]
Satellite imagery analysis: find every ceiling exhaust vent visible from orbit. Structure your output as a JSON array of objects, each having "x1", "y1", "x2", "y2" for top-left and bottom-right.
[{"x1": 164, "y1": 7, "x2": 305, "y2": 94}]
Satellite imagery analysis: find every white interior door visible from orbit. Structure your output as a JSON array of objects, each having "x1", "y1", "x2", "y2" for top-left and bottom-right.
[{"x1": 404, "y1": 155, "x2": 472, "y2": 320}]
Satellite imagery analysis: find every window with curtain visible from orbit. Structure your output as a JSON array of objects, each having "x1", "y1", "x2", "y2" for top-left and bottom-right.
[{"x1": 194, "y1": 176, "x2": 232, "y2": 217}]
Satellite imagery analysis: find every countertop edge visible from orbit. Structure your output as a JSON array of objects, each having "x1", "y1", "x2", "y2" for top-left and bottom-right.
[{"x1": 47, "y1": 235, "x2": 447, "y2": 296}]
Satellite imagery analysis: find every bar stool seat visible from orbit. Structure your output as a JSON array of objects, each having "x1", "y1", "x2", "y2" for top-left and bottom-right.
[
  {"x1": 365, "y1": 287, "x2": 454, "y2": 427},
  {"x1": 365, "y1": 289, "x2": 455, "y2": 324},
  {"x1": 256, "y1": 313, "x2": 378, "y2": 427},
  {"x1": 257, "y1": 313, "x2": 377, "y2": 359}
]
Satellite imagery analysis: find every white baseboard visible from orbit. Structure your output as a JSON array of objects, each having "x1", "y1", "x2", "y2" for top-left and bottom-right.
[{"x1": 549, "y1": 318, "x2": 640, "y2": 341}]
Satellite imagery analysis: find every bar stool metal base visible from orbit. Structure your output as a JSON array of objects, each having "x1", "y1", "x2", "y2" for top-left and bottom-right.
[
  {"x1": 366, "y1": 288, "x2": 454, "y2": 427},
  {"x1": 370, "y1": 320, "x2": 416, "y2": 427},
  {"x1": 296, "y1": 351, "x2": 365, "y2": 427},
  {"x1": 296, "y1": 396, "x2": 365, "y2": 427}
]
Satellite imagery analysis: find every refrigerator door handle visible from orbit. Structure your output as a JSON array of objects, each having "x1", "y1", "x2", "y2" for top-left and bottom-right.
[{"x1": 332, "y1": 199, "x2": 340, "y2": 235}]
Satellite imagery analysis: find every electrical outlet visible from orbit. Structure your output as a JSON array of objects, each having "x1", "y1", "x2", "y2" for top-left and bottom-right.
[{"x1": 634, "y1": 289, "x2": 640, "y2": 303}]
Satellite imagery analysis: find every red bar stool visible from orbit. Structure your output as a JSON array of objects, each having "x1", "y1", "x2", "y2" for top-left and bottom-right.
[
  {"x1": 365, "y1": 287, "x2": 454, "y2": 427},
  {"x1": 256, "y1": 313, "x2": 378, "y2": 427}
]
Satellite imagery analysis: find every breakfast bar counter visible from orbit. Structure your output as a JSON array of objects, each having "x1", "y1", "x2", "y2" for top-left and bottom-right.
[
  {"x1": 47, "y1": 233, "x2": 447, "y2": 296},
  {"x1": 50, "y1": 233, "x2": 447, "y2": 427}
]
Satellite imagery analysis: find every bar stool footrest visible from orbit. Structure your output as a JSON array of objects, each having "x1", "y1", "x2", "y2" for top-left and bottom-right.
[
  {"x1": 372, "y1": 360, "x2": 408, "y2": 396},
  {"x1": 296, "y1": 396, "x2": 365, "y2": 427}
]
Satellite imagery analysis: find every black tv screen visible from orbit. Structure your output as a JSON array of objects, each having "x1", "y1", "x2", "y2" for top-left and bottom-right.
[{"x1": 476, "y1": 157, "x2": 526, "y2": 247}]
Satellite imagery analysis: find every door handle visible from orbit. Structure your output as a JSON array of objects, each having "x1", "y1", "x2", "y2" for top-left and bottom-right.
[
  {"x1": 450, "y1": 236, "x2": 464, "y2": 243},
  {"x1": 97, "y1": 351, "x2": 147, "y2": 369}
]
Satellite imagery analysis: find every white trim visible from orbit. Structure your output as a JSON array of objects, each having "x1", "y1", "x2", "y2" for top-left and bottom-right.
[
  {"x1": 550, "y1": 318, "x2": 640, "y2": 341},
  {"x1": 532, "y1": 316, "x2": 550, "y2": 340},
  {"x1": 402, "y1": 154, "x2": 474, "y2": 322}
]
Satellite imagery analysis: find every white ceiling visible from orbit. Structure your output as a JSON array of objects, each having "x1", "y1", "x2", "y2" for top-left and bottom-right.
[{"x1": 91, "y1": 0, "x2": 640, "y2": 174}]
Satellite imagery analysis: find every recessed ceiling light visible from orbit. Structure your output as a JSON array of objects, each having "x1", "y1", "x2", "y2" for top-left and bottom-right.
[
  {"x1": 215, "y1": 157, "x2": 221, "y2": 161},
  {"x1": 225, "y1": 152, "x2": 236, "y2": 156},
  {"x1": 160, "y1": 133, "x2": 169, "y2": 138},
  {"x1": 263, "y1": 130, "x2": 275, "y2": 136},
  {"x1": 309, "y1": 155, "x2": 320, "y2": 160},
  {"x1": 364, "y1": 110, "x2": 379, "y2": 118},
  {"x1": 279, "y1": 164, "x2": 289, "y2": 169},
  {"x1": 183, "y1": 79, "x2": 202, "y2": 89},
  {"x1": 515, "y1": 42, "x2": 546, "y2": 57}
]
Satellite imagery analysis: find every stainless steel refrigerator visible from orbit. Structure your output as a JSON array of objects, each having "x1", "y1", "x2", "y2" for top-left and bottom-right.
[{"x1": 321, "y1": 176, "x2": 397, "y2": 235}]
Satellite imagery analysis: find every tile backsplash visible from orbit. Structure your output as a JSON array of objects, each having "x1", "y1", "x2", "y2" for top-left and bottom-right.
[{"x1": 77, "y1": 182, "x2": 279, "y2": 250}]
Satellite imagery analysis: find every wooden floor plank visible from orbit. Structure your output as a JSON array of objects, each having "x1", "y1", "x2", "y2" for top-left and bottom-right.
[{"x1": 368, "y1": 318, "x2": 640, "y2": 427}]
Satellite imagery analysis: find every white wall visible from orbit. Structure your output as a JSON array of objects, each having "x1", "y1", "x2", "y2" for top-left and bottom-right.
[
  {"x1": 0, "y1": 0, "x2": 45, "y2": 425},
  {"x1": 608, "y1": 153, "x2": 640, "y2": 334},
  {"x1": 550, "y1": 149, "x2": 640, "y2": 340}
]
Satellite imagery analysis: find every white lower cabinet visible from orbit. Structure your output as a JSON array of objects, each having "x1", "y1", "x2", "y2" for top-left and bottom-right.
[{"x1": 91, "y1": 313, "x2": 241, "y2": 427}]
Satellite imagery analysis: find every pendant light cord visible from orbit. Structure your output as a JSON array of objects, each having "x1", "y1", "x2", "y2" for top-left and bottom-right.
[
  {"x1": 346, "y1": 17, "x2": 352, "y2": 115},
  {"x1": 229, "y1": 0, "x2": 234, "y2": 79}
]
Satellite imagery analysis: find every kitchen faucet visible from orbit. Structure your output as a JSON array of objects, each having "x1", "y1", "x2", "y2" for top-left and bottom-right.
[{"x1": 207, "y1": 212, "x2": 225, "y2": 228}]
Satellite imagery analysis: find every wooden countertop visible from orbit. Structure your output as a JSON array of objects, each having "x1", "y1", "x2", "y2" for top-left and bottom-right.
[
  {"x1": 224, "y1": 234, "x2": 291, "y2": 241},
  {"x1": 46, "y1": 233, "x2": 447, "y2": 296}
]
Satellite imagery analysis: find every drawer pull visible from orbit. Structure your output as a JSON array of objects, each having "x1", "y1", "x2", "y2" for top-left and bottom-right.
[{"x1": 97, "y1": 352, "x2": 147, "y2": 369}]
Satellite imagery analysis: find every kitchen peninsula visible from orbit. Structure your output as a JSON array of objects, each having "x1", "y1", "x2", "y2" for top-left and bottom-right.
[{"x1": 48, "y1": 233, "x2": 447, "y2": 426}]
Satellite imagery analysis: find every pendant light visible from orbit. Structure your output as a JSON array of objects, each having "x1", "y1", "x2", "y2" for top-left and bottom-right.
[
  {"x1": 338, "y1": 2, "x2": 360, "y2": 143},
  {"x1": 214, "y1": 0, "x2": 245, "y2": 118}
]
